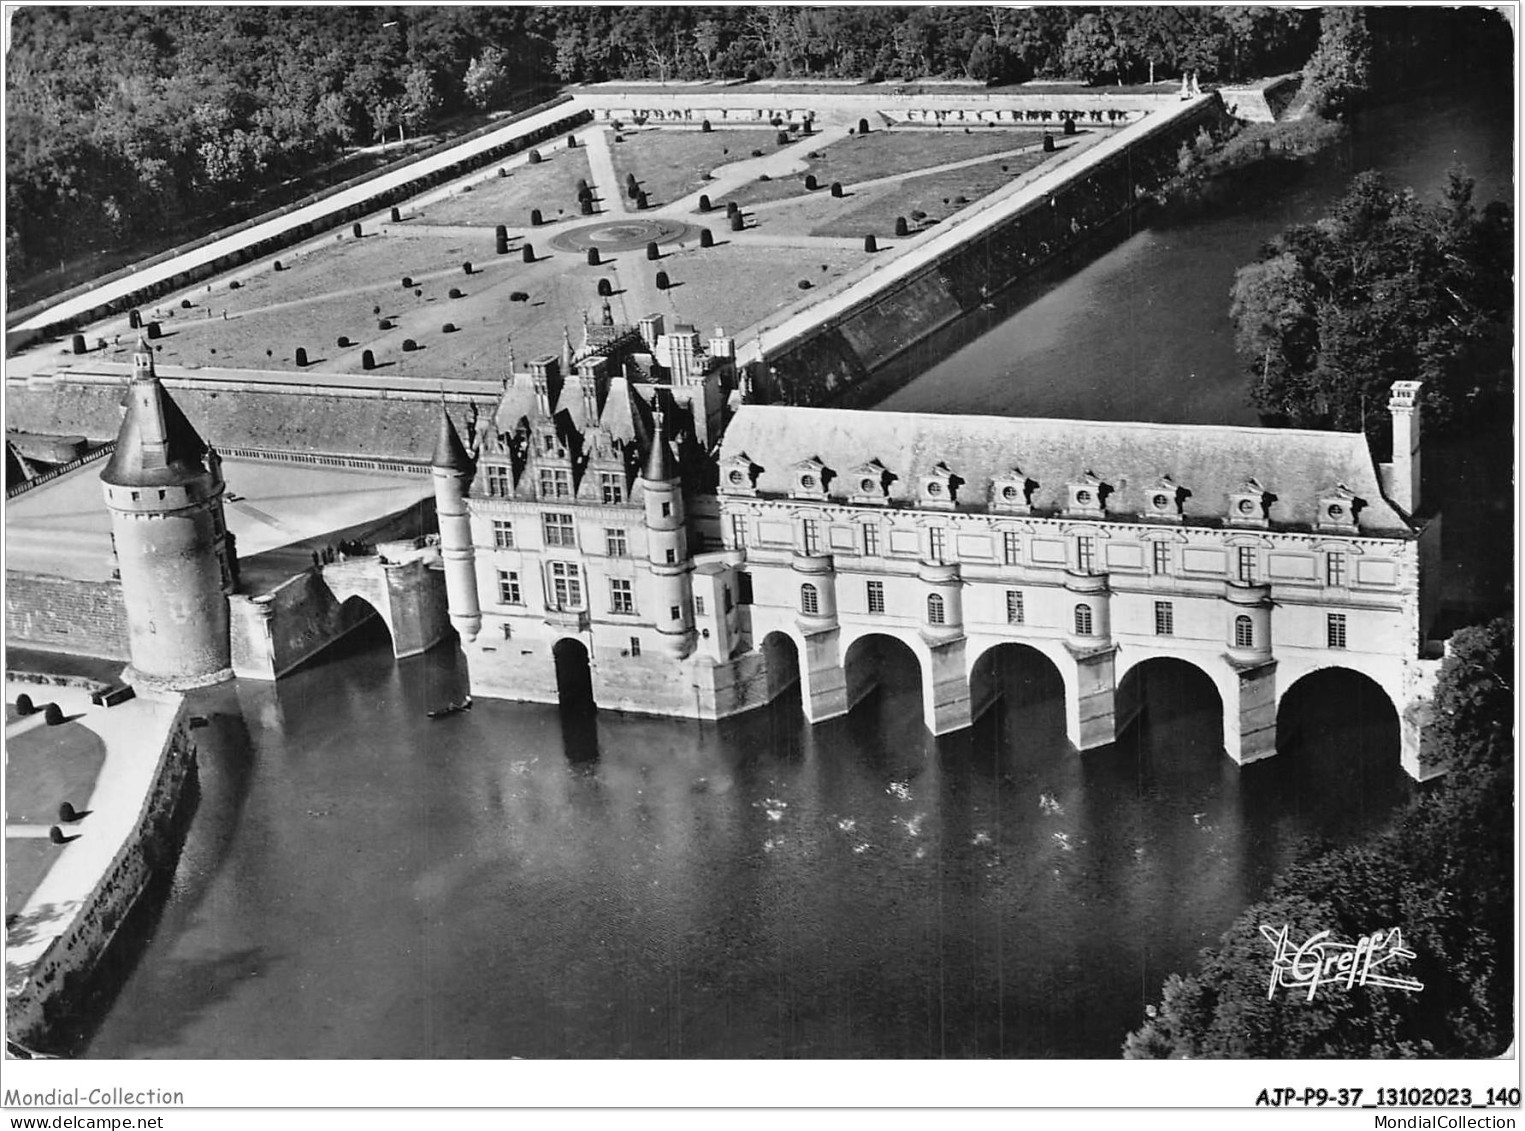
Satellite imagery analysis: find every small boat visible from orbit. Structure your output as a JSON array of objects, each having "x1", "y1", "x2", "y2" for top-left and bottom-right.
[{"x1": 427, "y1": 696, "x2": 472, "y2": 720}]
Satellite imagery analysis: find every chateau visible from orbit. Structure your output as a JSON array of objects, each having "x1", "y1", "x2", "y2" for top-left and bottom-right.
[{"x1": 427, "y1": 315, "x2": 1442, "y2": 779}]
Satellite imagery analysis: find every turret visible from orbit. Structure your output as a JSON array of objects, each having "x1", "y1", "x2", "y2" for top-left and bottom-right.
[
  {"x1": 639, "y1": 408, "x2": 693, "y2": 657},
  {"x1": 431, "y1": 405, "x2": 482, "y2": 643},
  {"x1": 100, "y1": 336, "x2": 233, "y2": 688}
]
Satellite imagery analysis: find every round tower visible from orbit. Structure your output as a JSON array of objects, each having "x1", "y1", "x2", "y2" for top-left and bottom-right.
[
  {"x1": 639, "y1": 408, "x2": 694, "y2": 657},
  {"x1": 431, "y1": 406, "x2": 482, "y2": 642},
  {"x1": 100, "y1": 337, "x2": 233, "y2": 689}
]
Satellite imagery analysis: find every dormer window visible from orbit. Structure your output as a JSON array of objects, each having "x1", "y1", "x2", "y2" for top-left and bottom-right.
[
  {"x1": 1146, "y1": 475, "x2": 1188, "y2": 522},
  {"x1": 1227, "y1": 477, "x2": 1275, "y2": 529},
  {"x1": 920, "y1": 461, "x2": 960, "y2": 510},
  {"x1": 1065, "y1": 472, "x2": 1108, "y2": 518},
  {"x1": 991, "y1": 467, "x2": 1037, "y2": 514},
  {"x1": 790, "y1": 456, "x2": 832, "y2": 501},
  {"x1": 848, "y1": 459, "x2": 893, "y2": 505},
  {"x1": 1316, "y1": 485, "x2": 1363, "y2": 533},
  {"x1": 720, "y1": 451, "x2": 759, "y2": 496}
]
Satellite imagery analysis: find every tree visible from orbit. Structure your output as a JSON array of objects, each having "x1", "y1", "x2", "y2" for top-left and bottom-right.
[
  {"x1": 1301, "y1": 7, "x2": 1373, "y2": 117},
  {"x1": 463, "y1": 47, "x2": 509, "y2": 110},
  {"x1": 400, "y1": 63, "x2": 440, "y2": 134},
  {"x1": 1126, "y1": 618, "x2": 1514, "y2": 1059},
  {"x1": 1229, "y1": 171, "x2": 1513, "y2": 436}
]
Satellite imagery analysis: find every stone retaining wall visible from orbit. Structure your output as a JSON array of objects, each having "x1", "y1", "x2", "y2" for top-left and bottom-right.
[{"x1": 5, "y1": 573, "x2": 131, "y2": 660}]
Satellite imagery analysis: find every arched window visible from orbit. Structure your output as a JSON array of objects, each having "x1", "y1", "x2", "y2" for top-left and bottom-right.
[
  {"x1": 1234, "y1": 614, "x2": 1254, "y2": 648},
  {"x1": 800, "y1": 583, "x2": 819, "y2": 615},
  {"x1": 1074, "y1": 603, "x2": 1093, "y2": 636},
  {"x1": 926, "y1": 592, "x2": 945, "y2": 625}
]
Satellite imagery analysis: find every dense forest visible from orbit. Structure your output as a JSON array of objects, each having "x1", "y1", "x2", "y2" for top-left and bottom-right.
[{"x1": 5, "y1": 6, "x2": 1508, "y2": 296}]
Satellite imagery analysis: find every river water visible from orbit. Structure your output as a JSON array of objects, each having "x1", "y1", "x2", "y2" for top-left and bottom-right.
[{"x1": 81, "y1": 84, "x2": 1509, "y2": 1060}]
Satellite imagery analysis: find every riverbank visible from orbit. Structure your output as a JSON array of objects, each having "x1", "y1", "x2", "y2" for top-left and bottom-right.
[{"x1": 4, "y1": 678, "x2": 197, "y2": 1053}]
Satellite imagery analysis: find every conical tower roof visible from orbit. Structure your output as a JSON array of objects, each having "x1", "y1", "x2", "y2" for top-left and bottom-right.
[
  {"x1": 101, "y1": 337, "x2": 210, "y2": 487},
  {"x1": 431, "y1": 405, "x2": 473, "y2": 472},
  {"x1": 641, "y1": 404, "x2": 678, "y2": 482}
]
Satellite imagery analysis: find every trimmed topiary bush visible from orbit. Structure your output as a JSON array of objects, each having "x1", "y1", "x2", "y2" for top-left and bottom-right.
[
  {"x1": 362, "y1": 349, "x2": 376, "y2": 370},
  {"x1": 49, "y1": 825, "x2": 66, "y2": 845},
  {"x1": 579, "y1": 200, "x2": 594, "y2": 215},
  {"x1": 654, "y1": 270, "x2": 670, "y2": 290},
  {"x1": 129, "y1": 309, "x2": 142, "y2": 329},
  {"x1": 804, "y1": 174, "x2": 818, "y2": 191},
  {"x1": 498, "y1": 167, "x2": 508, "y2": 178},
  {"x1": 273, "y1": 260, "x2": 283, "y2": 271},
  {"x1": 577, "y1": 185, "x2": 593, "y2": 203},
  {"x1": 448, "y1": 287, "x2": 463, "y2": 299},
  {"x1": 699, "y1": 194, "x2": 712, "y2": 212},
  {"x1": 71, "y1": 333, "x2": 87, "y2": 354},
  {"x1": 750, "y1": 149, "x2": 764, "y2": 158},
  {"x1": 698, "y1": 228, "x2": 714, "y2": 248},
  {"x1": 895, "y1": 216, "x2": 909, "y2": 237},
  {"x1": 1043, "y1": 133, "x2": 1055, "y2": 153},
  {"x1": 229, "y1": 279, "x2": 241, "y2": 289},
  {"x1": 726, "y1": 200, "x2": 739, "y2": 216},
  {"x1": 442, "y1": 322, "x2": 457, "y2": 333},
  {"x1": 527, "y1": 149, "x2": 542, "y2": 164},
  {"x1": 58, "y1": 801, "x2": 77, "y2": 823},
  {"x1": 295, "y1": 347, "x2": 309, "y2": 366},
  {"x1": 337, "y1": 336, "x2": 350, "y2": 348},
  {"x1": 613, "y1": 134, "x2": 624, "y2": 143},
  {"x1": 576, "y1": 178, "x2": 588, "y2": 193},
  {"x1": 402, "y1": 338, "x2": 418, "y2": 352},
  {"x1": 597, "y1": 277, "x2": 613, "y2": 297},
  {"x1": 858, "y1": 118, "x2": 871, "y2": 134},
  {"x1": 637, "y1": 192, "x2": 649, "y2": 210},
  {"x1": 777, "y1": 131, "x2": 789, "y2": 145},
  {"x1": 146, "y1": 321, "x2": 162, "y2": 339},
  {"x1": 353, "y1": 222, "x2": 363, "y2": 238},
  {"x1": 44, "y1": 703, "x2": 63, "y2": 726},
  {"x1": 864, "y1": 234, "x2": 878, "y2": 252},
  {"x1": 402, "y1": 276, "x2": 413, "y2": 288},
  {"x1": 497, "y1": 232, "x2": 510, "y2": 253},
  {"x1": 180, "y1": 298, "x2": 193, "y2": 309},
  {"x1": 530, "y1": 208, "x2": 543, "y2": 226},
  {"x1": 391, "y1": 206, "x2": 402, "y2": 222},
  {"x1": 567, "y1": 134, "x2": 578, "y2": 148},
  {"x1": 414, "y1": 288, "x2": 423, "y2": 298},
  {"x1": 798, "y1": 279, "x2": 812, "y2": 289},
  {"x1": 522, "y1": 244, "x2": 535, "y2": 263},
  {"x1": 586, "y1": 248, "x2": 600, "y2": 266},
  {"x1": 1063, "y1": 116, "x2": 1077, "y2": 136},
  {"x1": 701, "y1": 119, "x2": 712, "y2": 132},
  {"x1": 646, "y1": 241, "x2": 660, "y2": 261},
  {"x1": 803, "y1": 119, "x2": 813, "y2": 134},
  {"x1": 510, "y1": 291, "x2": 529, "y2": 303},
  {"x1": 462, "y1": 261, "x2": 472, "y2": 275},
  {"x1": 730, "y1": 213, "x2": 744, "y2": 231},
  {"x1": 16, "y1": 693, "x2": 34, "y2": 715},
  {"x1": 758, "y1": 174, "x2": 770, "y2": 182},
  {"x1": 830, "y1": 182, "x2": 843, "y2": 198},
  {"x1": 373, "y1": 305, "x2": 382, "y2": 315}
]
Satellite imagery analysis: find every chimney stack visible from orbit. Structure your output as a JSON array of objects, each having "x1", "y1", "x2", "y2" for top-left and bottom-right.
[{"x1": 1386, "y1": 381, "x2": 1423, "y2": 515}]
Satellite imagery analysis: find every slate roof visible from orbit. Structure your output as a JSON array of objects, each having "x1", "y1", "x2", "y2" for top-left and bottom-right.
[
  {"x1": 431, "y1": 406, "x2": 473, "y2": 472},
  {"x1": 719, "y1": 406, "x2": 1412, "y2": 535},
  {"x1": 101, "y1": 343, "x2": 211, "y2": 488}
]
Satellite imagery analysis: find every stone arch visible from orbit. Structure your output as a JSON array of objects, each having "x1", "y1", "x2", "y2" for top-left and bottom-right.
[
  {"x1": 336, "y1": 595, "x2": 393, "y2": 651},
  {"x1": 1115, "y1": 649, "x2": 1238, "y2": 755},
  {"x1": 968, "y1": 641, "x2": 1067, "y2": 727},
  {"x1": 552, "y1": 636, "x2": 594, "y2": 709},
  {"x1": 760, "y1": 630, "x2": 801, "y2": 703},
  {"x1": 841, "y1": 628, "x2": 927, "y2": 718},
  {"x1": 1275, "y1": 664, "x2": 1401, "y2": 764},
  {"x1": 323, "y1": 564, "x2": 396, "y2": 643},
  {"x1": 1115, "y1": 654, "x2": 1226, "y2": 756}
]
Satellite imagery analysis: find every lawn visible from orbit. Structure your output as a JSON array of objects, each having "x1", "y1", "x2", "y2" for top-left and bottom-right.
[
  {"x1": 606, "y1": 127, "x2": 783, "y2": 207},
  {"x1": 5, "y1": 715, "x2": 105, "y2": 825},
  {"x1": 795, "y1": 128, "x2": 1050, "y2": 189},
  {"x1": 416, "y1": 145, "x2": 594, "y2": 228},
  {"x1": 813, "y1": 151, "x2": 1054, "y2": 238}
]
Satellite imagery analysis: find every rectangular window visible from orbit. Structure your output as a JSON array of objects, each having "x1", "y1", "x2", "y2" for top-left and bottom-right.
[
  {"x1": 1327, "y1": 613, "x2": 1348, "y2": 649},
  {"x1": 549, "y1": 562, "x2": 583, "y2": 610},
  {"x1": 928, "y1": 527, "x2": 946, "y2": 563},
  {"x1": 539, "y1": 467, "x2": 572, "y2": 498},
  {"x1": 1237, "y1": 546, "x2": 1257, "y2": 583},
  {"x1": 609, "y1": 578, "x2": 635, "y2": 615},
  {"x1": 669, "y1": 605, "x2": 681, "y2": 621},
  {"x1": 660, "y1": 502, "x2": 672, "y2": 518},
  {"x1": 485, "y1": 465, "x2": 511, "y2": 497},
  {"x1": 629, "y1": 637, "x2": 642, "y2": 657},
  {"x1": 665, "y1": 548, "x2": 676, "y2": 564},
  {"x1": 1152, "y1": 541, "x2": 1170, "y2": 576},
  {"x1": 496, "y1": 570, "x2": 521, "y2": 605},
  {"x1": 1154, "y1": 601, "x2": 1174, "y2": 636},
  {"x1": 737, "y1": 572, "x2": 754, "y2": 605},
  {"x1": 543, "y1": 512, "x2": 576, "y2": 548},
  {"x1": 866, "y1": 580, "x2": 885, "y2": 614},
  {"x1": 493, "y1": 520, "x2": 515, "y2": 549},
  {"x1": 1327, "y1": 551, "x2": 1347, "y2": 587},
  {"x1": 1076, "y1": 536, "x2": 1096, "y2": 573},
  {"x1": 862, "y1": 524, "x2": 880, "y2": 557},
  {"x1": 729, "y1": 513, "x2": 747, "y2": 548},
  {"x1": 600, "y1": 473, "x2": 625, "y2": 505},
  {"x1": 605, "y1": 528, "x2": 627, "y2": 557},
  {"x1": 723, "y1": 586, "x2": 733, "y2": 613},
  {"x1": 802, "y1": 518, "x2": 821, "y2": 555},
  {"x1": 694, "y1": 595, "x2": 706, "y2": 616},
  {"x1": 1003, "y1": 531, "x2": 1021, "y2": 566},
  {"x1": 1006, "y1": 590, "x2": 1024, "y2": 624}
]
